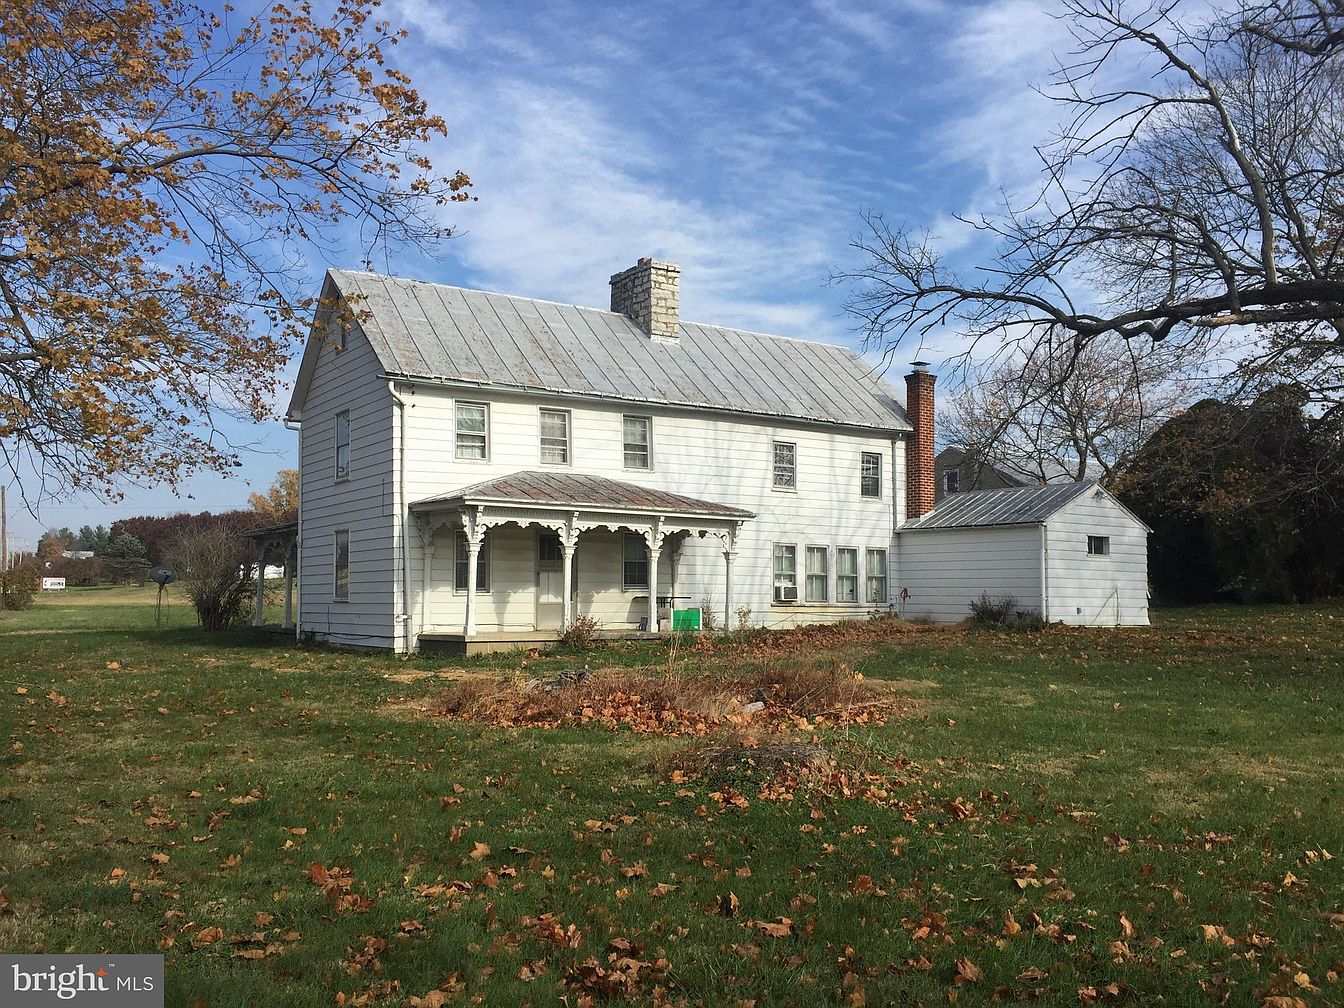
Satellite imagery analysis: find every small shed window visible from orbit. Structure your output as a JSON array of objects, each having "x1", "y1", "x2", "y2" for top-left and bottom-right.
[
  {"x1": 943, "y1": 470, "x2": 959, "y2": 494},
  {"x1": 540, "y1": 409, "x2": 570, "y2": 465},
  {"x1": 334, "y1": 411, "x2": 350, "y2": 480},
  {"x1": 836, "y1": 548, "x2": 859, "y2": 603},
  {"x1": 623, "y1": 416, "x2": 652, "y2": 470},
  {"x1": 454, "y1": 532, "x2": 490, "y2": 591},
  {"x1": 772, "y1": 441, "x2": 796, "y2": 489},
  {"x1": 622, "y1": 533, "x2": 649, "y2": 589},
  {"x1": 1087, "y1": 535, "x2": 1110, "y2": 556},
  {"x1": 334, "y1": 530, "x2": 350, "y2": 600},
  {"x1": 455, "y1": 403, "x2": 488, "y2": 460},
  {"x1": 866, "y1": 548, "x2": 888, "y2": 604},
  {"x1": 773, "y1": 544, "x2": 797, "y2": 590},
  {"x1": 860, "y1": 452, "x2": 882, "y2": 497}
]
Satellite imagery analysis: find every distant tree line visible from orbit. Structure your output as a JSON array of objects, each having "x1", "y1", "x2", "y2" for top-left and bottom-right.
[{"x1": 9, "y1": 471, "x2": 298, "y2": 603}]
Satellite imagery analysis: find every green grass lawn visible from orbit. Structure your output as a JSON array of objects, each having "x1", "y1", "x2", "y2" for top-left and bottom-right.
[{"x1": 1, "y1": 592, "x2": 1341, "y2": 1007}]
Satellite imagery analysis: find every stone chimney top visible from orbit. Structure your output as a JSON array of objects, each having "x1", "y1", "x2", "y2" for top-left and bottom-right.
[{"x1": 610, "y1": 257, "x2": 680, "y2": 342}]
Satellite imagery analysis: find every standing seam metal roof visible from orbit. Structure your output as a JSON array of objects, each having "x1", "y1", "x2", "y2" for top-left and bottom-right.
[
  {"x1": 410, "y1": 471, "x2": 755, "y2": 519},
  {"x1": 327, "y1": 271, "x2": 911, "y2": 431},
  {"x1": 899, "y1": 480, "x2": 1098, "y2": 530}
]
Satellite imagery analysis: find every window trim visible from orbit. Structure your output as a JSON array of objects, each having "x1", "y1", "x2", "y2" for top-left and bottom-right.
[
  {"x1": 622, "y1": 533, "x2": 650, "y2": 590},
  {"x1": 836, "y1": 546, "x2": 860, "y2": 604},
  {"x1": 860, "y1": 451, "x2": 882, "y2": 498},
  {"x1": 539, "y1": 407, "x2": 572, "y2": 466},
  {"x1": 334, "y1": 410, "x2": 350, "y2": 482},
  {"x1": 772, "y1": 440, "x2": 797, "y2": 491},
  {"x1": 865, "y1": 548, "x2": 889, "y2": 605},
  {"x1": 943, "y1": 469, "x2": 960, "y2": 494},
  {"x1": 333, "y1": 530, "x2": 350, "y2": 601},
  {"x1": 622, "y1": 414, "x2": 653, "y2": 471},
  {"x1": 804, "y1": 544, "x2": 829, "y2": 603},
  {"x1": 1087, "y1": 535, "x2": 1111, "y2": 557},
  {"x1": 453, "y1": 531, "x2": 490, "y2": 592},
  {"x1": 454, "y1": 401, "x2": 490, "y2": 462}
]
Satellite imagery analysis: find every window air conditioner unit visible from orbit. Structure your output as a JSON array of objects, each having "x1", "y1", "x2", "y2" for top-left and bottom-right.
[{"x1": 774, "y1": 584, "x2": 799, "y2": 603}]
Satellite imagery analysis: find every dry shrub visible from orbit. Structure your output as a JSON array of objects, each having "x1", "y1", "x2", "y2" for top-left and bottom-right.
[{"x1": 434, "y1": 660, "x2": 908, "y2": 736}]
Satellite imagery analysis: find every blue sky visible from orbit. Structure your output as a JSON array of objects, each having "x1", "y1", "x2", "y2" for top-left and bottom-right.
[{"x1": 9, "y1": 0, "x2": 1077, "y2": 548}]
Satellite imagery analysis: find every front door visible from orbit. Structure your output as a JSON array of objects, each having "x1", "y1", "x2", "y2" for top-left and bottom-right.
[{"x1": 535, "y1": 531, "x2": 564, "y2": 630}]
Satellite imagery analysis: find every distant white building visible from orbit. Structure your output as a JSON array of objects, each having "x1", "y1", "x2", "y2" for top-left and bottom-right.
[{"x1": 283, "y1": 258, "x2": 1149, "y2": 653}]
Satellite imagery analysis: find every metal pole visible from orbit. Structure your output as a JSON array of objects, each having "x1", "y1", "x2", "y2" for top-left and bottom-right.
[{"x1": 1, "y1": 484, "x2": 7, "y2": 575}]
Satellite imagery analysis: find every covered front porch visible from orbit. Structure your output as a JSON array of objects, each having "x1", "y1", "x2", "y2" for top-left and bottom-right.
[{"x1": 408, "y1": 471, "x2": 752, "y2": 654}]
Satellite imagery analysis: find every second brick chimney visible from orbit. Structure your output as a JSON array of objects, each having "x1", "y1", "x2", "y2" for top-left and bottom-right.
[
  {"x1": 610, "y1": 258, "x2": 680, "y2": 342},
  {"x1": 905, "y1": 362, "x2": 937, "y2": 521}
]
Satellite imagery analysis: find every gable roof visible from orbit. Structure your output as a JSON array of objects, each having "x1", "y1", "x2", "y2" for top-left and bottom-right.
[
  {"x1": 900, "y1": 480, "x2": 1099, "y2": 531},
  {"x1": 289, "y1": 270, "x2": 910, "y2": 432},
  {"x1": 410, "y1": 470, "x2": 754, "y2": 520},
  {"x1": 935, "y1": 446, "x2": 1029, "y2": 488}
]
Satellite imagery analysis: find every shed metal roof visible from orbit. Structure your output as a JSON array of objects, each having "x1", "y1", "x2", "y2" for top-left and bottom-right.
[
  {"x1": 900, "y1": 480, "x2": 1097, "y2": 531},
  {"x1": 411, "y1": 470, "x2": 755, "y2": 520},
  {"x1": 305, "y1": 270, "x2": 910, "y2": 432}
]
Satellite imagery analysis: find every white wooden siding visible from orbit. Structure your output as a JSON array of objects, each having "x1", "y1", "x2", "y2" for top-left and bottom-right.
[
  {"x1": 398, "y1": 384, "x2": 905, "y2": 634},
  {"x1": 1044, "y1": 491, "x2": 1149, "y2": 626},
  {"x1": 896, "y1": 525, "x2": 1043, "y2": 623},
  {"x1": 297, "y1": 319, "x2": 396, "y2": 648}
]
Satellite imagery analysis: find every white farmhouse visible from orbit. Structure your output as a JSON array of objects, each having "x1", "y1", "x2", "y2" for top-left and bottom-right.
[{"x1": 281, "y1": 258, "x2": 1148, "y2": 653}]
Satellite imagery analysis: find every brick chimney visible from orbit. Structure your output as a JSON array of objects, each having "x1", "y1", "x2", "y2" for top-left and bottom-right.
[
  {"x1": 905, "y1": 362, "x2": 937, "y2": 520},
  {"x1": 610, "y1": 258, "x2": 680, "y2": 342}
]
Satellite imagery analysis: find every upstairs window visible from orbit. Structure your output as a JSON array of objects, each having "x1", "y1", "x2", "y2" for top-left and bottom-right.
[
  {"x1": 860, "y1": 452, "x2": 882, "y2": 497},
  {"x1": 866, "y1": 548, "x2": 889, "y2": 604},
  {"x1": 454, "y1": 531, "x2": 490, "y2": 590},
  {"x1": 772, "y1": 441, "x2": 796, "y2": 489},
  {"x1": 836, "y1": 548, "x2": 859, "y2": 603},
  {"x1": 540, "y1": 409, "x2": 570, "y2": 465},
  {"x1": 622, "y1": 533, "x2": 649, "y2": 589},
  {"x1": 334, "y1": 411, "x2": 350, "y2": 480},
  {"x1": 1087, "y1": 535, "x2": 1110, "y2": 556},
  {"x1": 455, "y1": 403, "x2": 488, "y2": 460},
  {"x1": 334, "y1": 530, "x2": 350, "y2": 600},
  {"x1": 805, "y1": 546, "x2": 829, "y2": 602},
  {"x1": 623, "y1": 416, "x2": 651, "y2": 469},
  {"x1": 943, "y1": 470, "x2": 960, "y2": 494}
]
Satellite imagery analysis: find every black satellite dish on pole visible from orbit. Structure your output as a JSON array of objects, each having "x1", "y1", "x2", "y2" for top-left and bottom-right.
[{"x1": 149, "y1": 566, "x2": 176, "y2": 628}]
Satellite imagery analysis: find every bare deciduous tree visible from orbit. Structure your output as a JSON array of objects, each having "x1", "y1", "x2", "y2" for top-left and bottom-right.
[
  {"x1": 942, "y1": 334, "x2": 1189, "y2": 483},
  {"x1": 843, "y1": 0, "x2": 1344, "y2": 417}
]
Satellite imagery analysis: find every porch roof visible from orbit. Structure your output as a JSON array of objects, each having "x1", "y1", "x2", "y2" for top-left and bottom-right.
[{"x1": 410, "y1": 470, "x2": 754, "y2": 520}]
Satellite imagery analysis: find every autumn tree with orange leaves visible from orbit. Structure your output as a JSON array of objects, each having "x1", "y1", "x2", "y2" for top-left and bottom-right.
[
  {"x1": 248, "y1": 467, "x2": 298, "y2": 523},
  {"x1": 0, "y1": 0, "x2": 471, "y2": 506}
]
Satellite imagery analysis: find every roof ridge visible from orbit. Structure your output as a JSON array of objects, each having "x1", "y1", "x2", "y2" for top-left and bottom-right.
[{"x1": 329, "y1": 269, "x2": 862, "y2": 354}]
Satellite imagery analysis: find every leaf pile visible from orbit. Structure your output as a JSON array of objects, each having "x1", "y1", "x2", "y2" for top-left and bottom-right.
[{"x1": 434, "y1": 662, "x2": 910, "y2": 735}]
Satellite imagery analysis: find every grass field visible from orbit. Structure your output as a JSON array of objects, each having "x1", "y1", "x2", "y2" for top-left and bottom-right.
[{"x1": 1, "y1": 589, "x2": 1341, "y2": 1007}]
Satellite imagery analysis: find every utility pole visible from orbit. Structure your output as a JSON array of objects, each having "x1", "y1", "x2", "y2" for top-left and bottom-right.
[{"x1": 1, "y1": 484, "x2": 7, "y2": 574}]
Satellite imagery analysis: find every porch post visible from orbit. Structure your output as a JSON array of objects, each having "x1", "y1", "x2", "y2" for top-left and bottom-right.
[
  {"x1": 562, "y1": 543, "x2": 576, "y2": 629},
  {"x1": 420, "y1": 521, "x2": 435, "y2": 641},
  {"x1": 724, "y1": 548, "x2": 736, "y2": 632},
  {"x1": 647, "y1": 544, "x2": 661, "y2": 634},
  {"x1": 251, "y1": 542, "x2": 267, "y2": 627},
  {"x1": 282, "y1": 540, "x2": 295, "y2": 629},
  {"x1": 465, "y1": 543, "x2": 479, "y2": 638}
]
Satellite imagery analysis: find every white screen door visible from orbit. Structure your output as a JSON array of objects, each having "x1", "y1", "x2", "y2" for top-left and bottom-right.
[{"x1": 535, "y1": 532, "x2": 564, "y2": 629}]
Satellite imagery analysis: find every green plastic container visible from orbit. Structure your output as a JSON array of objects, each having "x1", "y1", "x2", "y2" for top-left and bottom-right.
[{"x1": 671, "y1": 608, "x2": 702, "y2": 632}]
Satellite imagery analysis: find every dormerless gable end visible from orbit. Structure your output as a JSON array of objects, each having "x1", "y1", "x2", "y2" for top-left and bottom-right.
[{"x1": 296, "y1": 270, "x2": 911, "y2": 432}]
